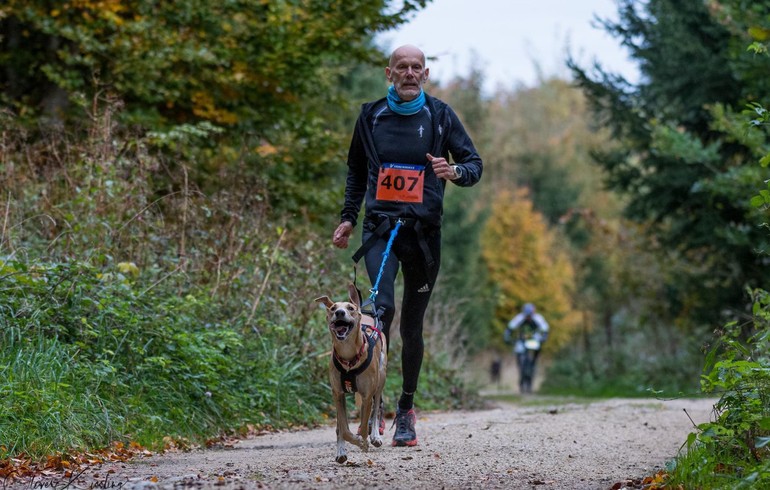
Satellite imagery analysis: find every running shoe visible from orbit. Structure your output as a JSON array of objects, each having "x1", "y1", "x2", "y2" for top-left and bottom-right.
[{"x1": 391, "y1": 408, "x2": 418, "y2": 447}]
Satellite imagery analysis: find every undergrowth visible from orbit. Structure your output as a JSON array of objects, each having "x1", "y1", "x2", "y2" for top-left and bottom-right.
[
  {"x1": 665, "y1": 288, "x2": 770, "y2": 488},
  {"x1": 539, "y1": 317, "x2": 704, "y2": 398}
]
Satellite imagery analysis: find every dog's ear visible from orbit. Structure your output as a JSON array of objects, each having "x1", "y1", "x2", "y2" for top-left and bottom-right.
[
  {"x1": 347, "y1": 283, "x2": 361, "y2": 308},
  {"x1": 314, "y1": 296, "x2": 334, "y2": 309}
]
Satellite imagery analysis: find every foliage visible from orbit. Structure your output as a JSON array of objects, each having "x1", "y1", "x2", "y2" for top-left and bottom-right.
[
  {"x1": 746, "y1": 102, "x2": 770, "y2": 214},
  {"x1": 541, "y1": 219, "x2": 705, "y2": 397},
  {"x1": 541, "y1": 317, "x2": 704, "y2": 397},
  {"x1": 570, "y1": 0, "x2": 770, "y2": 330},
  {"x1": 666, "y1": 289, "x2": 770, "y2": 488},
  {"x1": 0, "y1": 0, "x2": 426, "y2": 128},
  {"x1": 428, "y1": 72, "x2": 495, "y2": 353},
  {"x1": 480, "y1": 78, "x2": 620, "y2": 224},
  {"x1": 0, "y1": 258, "x2": 332, "y2": 458},
  {"x1": 0, "y1": 1, "x2": 431, "y2": 226},
  {"x1": 480, "y1": 189, "x2": 580, "y2": 353},
  {"x1": 659, "y1": 6, "x2": 770, "y2": 484},
  {"x1": 433, "y1": 185, "x2": 494, "y2": 353}
]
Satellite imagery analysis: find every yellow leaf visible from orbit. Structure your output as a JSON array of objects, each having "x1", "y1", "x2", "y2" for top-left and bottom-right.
[
  {"x1": 117, "y1": 261, "x2": 140, "y2": 277},
  {"x1": 748, "y1": 26, "x2": 770, "y2": 41},
  {"x1": 256, "y1": 143, "x2": 278, "y2": 157}
]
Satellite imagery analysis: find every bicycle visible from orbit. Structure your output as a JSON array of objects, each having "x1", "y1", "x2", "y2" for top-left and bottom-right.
[{"x1": 514, "y1": 338, "x2": 541, "y2": 394}]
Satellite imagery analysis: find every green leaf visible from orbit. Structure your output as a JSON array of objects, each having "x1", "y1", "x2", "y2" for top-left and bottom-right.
[{"x1": 758, "y1": 417, "x2": 770, "y2": 431}]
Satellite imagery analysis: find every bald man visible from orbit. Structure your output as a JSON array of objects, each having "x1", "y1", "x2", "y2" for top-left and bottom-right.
[{"x1": 332, "y1": 44, "x2": 483, "y2": 447}]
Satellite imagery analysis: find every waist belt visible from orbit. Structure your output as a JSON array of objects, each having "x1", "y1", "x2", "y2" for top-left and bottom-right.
[{"x1": 351, "y1": 214, "x2": 435, "y2": 271}]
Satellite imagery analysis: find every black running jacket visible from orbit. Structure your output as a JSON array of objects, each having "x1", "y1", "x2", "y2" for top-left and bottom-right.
[{"x1": 340, "y1": 94, "x2": 483, "y2": 228}]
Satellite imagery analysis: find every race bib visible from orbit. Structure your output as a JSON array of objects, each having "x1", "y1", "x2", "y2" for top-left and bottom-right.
[{"x1": 376, "y1": 163, "x2": 424, "y2": 203}]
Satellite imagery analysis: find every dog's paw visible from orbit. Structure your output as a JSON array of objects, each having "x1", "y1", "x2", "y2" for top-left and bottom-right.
[{"x1": 335, "y1": 451, "x2": 348, "y2": 464}]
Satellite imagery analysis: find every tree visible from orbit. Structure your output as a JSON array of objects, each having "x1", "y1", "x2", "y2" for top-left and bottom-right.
[
  {"x1": 0, "y1": 0, "x2": 427, "y2": 128},
  {"x1": 427, "y1": 69, "x2": 495, "y2": 352},
  {"x1": 569, "y1": 0, "x2": 770, "y2": 328},
  {"x1": 0, "y1": 0, "x2": 431, "y2": 225},
  {"x1": 482, "y1": 79, "x2": 618, "y2": 224},
  {"x1": 480, "y1": 189, "x2": 579, "y2": 351}
]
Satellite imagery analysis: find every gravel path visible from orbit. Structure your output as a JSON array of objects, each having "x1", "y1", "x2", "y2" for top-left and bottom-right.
[{"x1": 29, "y1": 396, "x2": 715, "y2": 490}]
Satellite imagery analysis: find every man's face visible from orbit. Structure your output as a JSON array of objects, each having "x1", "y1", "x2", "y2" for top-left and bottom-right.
[{"x1": 385, "y1": 47, "x2": 429, "y2": 102}]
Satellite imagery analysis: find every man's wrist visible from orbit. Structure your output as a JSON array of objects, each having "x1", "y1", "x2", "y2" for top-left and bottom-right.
[{"x1": 450, "y1": 165, "x2": 462, "y2": 181}]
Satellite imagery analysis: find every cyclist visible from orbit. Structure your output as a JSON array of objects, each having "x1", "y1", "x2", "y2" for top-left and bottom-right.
[{"x1": 504, "y1": 303, "x2": 549, "y2": 393}]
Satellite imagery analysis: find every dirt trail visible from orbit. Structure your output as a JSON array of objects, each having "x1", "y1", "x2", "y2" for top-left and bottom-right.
[{"x1": 10, "y1": 396, "x2": 715, "y2": 490}]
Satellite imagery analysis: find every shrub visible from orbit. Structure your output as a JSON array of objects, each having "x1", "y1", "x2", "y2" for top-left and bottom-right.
[{"x1": 666, "y1": 288, "x2": 770, "y2": 488}]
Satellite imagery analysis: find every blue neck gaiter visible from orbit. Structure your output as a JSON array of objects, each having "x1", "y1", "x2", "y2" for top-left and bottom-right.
[{"x1": 387, "y1": 85, "x2": 426, "y2": 116}]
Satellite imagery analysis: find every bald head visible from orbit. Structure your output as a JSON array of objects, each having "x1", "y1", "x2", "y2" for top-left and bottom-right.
[{"x1": 389, "y1": 44, "x2": 426, "y2": 68}]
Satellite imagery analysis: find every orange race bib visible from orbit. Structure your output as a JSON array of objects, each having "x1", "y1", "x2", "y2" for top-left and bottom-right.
[{"x1": 376, "y1": 163, "x2": 424, "y2": 203}]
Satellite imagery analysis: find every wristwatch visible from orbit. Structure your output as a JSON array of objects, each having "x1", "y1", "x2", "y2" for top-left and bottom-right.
[{"x1": 451, "y1": 165, "x2": 462, "y2": 181}]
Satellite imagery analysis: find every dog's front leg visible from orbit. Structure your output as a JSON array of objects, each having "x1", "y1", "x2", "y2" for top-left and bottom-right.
[
  {"x1": 369, "y1": 391, "x2": 383, "y2": 448},
  {"x1": 335, "y1": 392, "x2": 363, "y2": 462},
  {"x1": 370, "y1": 347, "x2": 387, "y2": 448},
  {"x1": 358, "y1": 394, "x2": 373, "y2": 453},
  {"x1": 334, "y1": 391, "x2": 351, "y2": 463}
]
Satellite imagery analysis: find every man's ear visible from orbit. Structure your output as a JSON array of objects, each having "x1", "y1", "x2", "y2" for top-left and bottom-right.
[
  {"x1": 423, "y1": 67, "x2": 430, "y2": 82},
  {"x1": 385, "y1": 66, "x2": 392, "y2": 82}
]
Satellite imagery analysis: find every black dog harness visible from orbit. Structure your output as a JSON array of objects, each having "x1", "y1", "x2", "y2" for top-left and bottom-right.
[{"x1": 333, "y1": 319, "x2": 383, "y2": 394}]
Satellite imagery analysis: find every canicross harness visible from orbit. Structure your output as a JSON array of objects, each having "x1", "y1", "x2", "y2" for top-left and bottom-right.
[{"x1": 333, "y1": 322, "x2": 383, "y2": 394}]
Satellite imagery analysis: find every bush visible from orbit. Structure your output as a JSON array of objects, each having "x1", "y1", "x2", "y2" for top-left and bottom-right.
[
  {"x1": 666, "y1": 288, "x2": 770, "y2": 488},
  {"x1": 539, "y1": 315, "x2": 704, "y2": 397},
  {"x1": 0, "y1": 257, "x2": 333, "y2": 457}
]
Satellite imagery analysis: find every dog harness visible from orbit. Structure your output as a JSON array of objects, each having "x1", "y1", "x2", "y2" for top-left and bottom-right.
[{"x1": 333, "y1": 318, "x2": 383, "y2": 394}]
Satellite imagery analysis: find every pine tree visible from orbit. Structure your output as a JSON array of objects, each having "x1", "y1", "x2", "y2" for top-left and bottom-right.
[{"x1": 570, "y1": 0, "x2": 770, "y2": 327}]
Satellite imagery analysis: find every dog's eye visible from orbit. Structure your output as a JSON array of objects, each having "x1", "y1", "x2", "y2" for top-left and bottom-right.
[{"x1": 347, "y1": 305, "x2": 355, "y2": 311}]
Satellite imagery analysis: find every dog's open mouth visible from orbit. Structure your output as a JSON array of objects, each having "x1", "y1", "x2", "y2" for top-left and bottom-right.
[{"x1": 330, "y1": 319, "x2": 354, "y2": 340}]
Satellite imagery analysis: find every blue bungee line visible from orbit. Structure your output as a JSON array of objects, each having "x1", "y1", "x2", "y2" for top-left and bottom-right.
[{"x1": 368, "y1": 219, "x2": 403, "y2": 303}]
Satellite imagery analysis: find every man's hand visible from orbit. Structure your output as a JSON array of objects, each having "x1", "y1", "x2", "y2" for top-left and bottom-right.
[
  {"x1": 333, "y1": 221, "x2": 354, "y2": 249},
  {"x1": 427, "y1": 153, "x2": 458, "y2": 180}
]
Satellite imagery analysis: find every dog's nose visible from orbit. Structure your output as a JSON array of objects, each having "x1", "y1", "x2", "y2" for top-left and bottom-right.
[{"x1": 334, "y1": 309, "x2": 346, "y2": 318}]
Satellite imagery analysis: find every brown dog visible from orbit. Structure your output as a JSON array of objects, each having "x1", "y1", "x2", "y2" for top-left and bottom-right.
[{"x1": 315, "y1": 283, "x2": 387, "y2": 464}]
